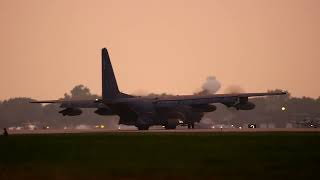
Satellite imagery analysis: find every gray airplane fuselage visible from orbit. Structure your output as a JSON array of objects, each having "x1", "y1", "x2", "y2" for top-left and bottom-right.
[{"x1": 102, "y1": 96, "x2": 208, "y2": 127}]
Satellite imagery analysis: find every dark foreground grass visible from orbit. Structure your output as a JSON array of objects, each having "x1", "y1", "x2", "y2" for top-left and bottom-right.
[{"x1": 0, "y1": 132, "x2": 319, "y2": 180}]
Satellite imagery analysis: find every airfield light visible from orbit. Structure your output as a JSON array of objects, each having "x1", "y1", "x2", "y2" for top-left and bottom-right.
[
  {"x1": 100, "y1": 125, "x2": 105, "y2": 128},
  {"x1": 281, "y1": 107, "x2": 286, "y2": 111}
]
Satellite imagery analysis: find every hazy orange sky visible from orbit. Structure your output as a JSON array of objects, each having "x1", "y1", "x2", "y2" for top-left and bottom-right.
[{"x1": 0, "y1": 0, "x2": 319, "y2": 100}]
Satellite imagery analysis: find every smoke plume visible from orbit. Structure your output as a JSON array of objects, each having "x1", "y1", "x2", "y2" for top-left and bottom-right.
[
  {"x1": 224, "y1": 85, "x2": 245, "y2": 94},
  {"x1": 201, "y1": 76, "x2": 221, "y2": 94}
]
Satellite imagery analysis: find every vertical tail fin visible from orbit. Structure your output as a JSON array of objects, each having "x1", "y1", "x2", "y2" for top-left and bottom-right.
[{"x1": 102, "y1": 48, "x2": 120, "y2": 100}]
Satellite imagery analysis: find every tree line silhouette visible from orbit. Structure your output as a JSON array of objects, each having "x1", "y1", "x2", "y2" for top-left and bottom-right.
[{"x1": 0, "y1": 85, "x2": 319, "y2": 129}]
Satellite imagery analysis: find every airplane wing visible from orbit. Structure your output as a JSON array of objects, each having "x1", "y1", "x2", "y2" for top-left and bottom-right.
[
  {"x1": 211, "y1": 92, "x2": 287, "y2": 98},
  {"x1": 30, "y1": 92, "x2": 286, "y2": 108},
  {"x1": 30, "y1": 99, "x2": 106, "y2": 108},
  {"x1": 154, "y1": 92, "x2": 287, "y2": 107}
]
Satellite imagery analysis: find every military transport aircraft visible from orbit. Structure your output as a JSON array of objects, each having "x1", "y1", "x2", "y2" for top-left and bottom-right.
[{"x1": 31, "y1": 48, "x2": 286, "y2": 130}]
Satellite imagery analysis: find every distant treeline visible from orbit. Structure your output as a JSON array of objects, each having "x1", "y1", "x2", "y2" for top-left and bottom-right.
[
  {"x1": 0, "y1": 85, "x2": 319, "y2": 128},
  {"x1": 0, "y1": 85, "x2": 118, "y2": 129},
  {"x1": 209, "y1": 91, "x2": 320, "y2": 127}
]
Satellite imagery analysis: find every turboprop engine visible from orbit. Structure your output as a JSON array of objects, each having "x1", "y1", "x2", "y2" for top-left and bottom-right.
[
  {"x1": 59, "y1": 108, "x2": 82, "y2": 116},
  {"x1": 191, "y1": 104, "x2": 217, "y2": 112},
  {"x1": 234, "y1": 97, "x2": 255, "y2": 110},
  {"x1": 94, "y1": 107, "x2": 114, "y2": 115}
]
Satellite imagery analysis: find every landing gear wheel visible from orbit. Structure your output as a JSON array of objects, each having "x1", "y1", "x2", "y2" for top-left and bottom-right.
[
  {"x1": 137, "y1": 125, "x2": 149, "y2": 130},
  {"x1": 188, "y1": 122, "x2": 195, "y2": 129},
  {"x1": 165, "y1": 125, "x2": 176, "y2": 129},
  {"x1": 165, "y1": 119, "x2": 178, "y2": 130}
]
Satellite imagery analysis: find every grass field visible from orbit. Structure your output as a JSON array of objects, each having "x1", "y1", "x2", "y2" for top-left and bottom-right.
[{"x1": 0, "y1": 132, "x2": 319, "y2": 180}]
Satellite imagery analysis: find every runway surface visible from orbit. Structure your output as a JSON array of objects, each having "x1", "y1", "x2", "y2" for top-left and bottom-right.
[{"x1": 6, "y1": 128, "x2": 320, "y2": 134}]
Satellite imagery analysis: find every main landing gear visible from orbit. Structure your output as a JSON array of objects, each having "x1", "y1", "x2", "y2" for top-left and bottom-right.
[
  {"x1": 164, "y1": 124, "x2": 177, "y2": 130},
  {"x1": 187, "y1": 122, "x2": 195, "y2": 129},
  {"x1": 136, "y1": 125, "x2": 149, "y2": 130}
]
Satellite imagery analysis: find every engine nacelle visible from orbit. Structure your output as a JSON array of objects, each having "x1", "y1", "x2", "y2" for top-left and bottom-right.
[
  {"x1": 191, "y1": 104, "x2": 217, "y2": 112},
  {"x1": 59, "y1": 108, "x2": 82, "y2": 116},
  {"x1": 94, "y1": 108, "x2": 114, "y2": 115},
  {"x1": 234, "y1": 102, "x2": 255, "y2": 110}
]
